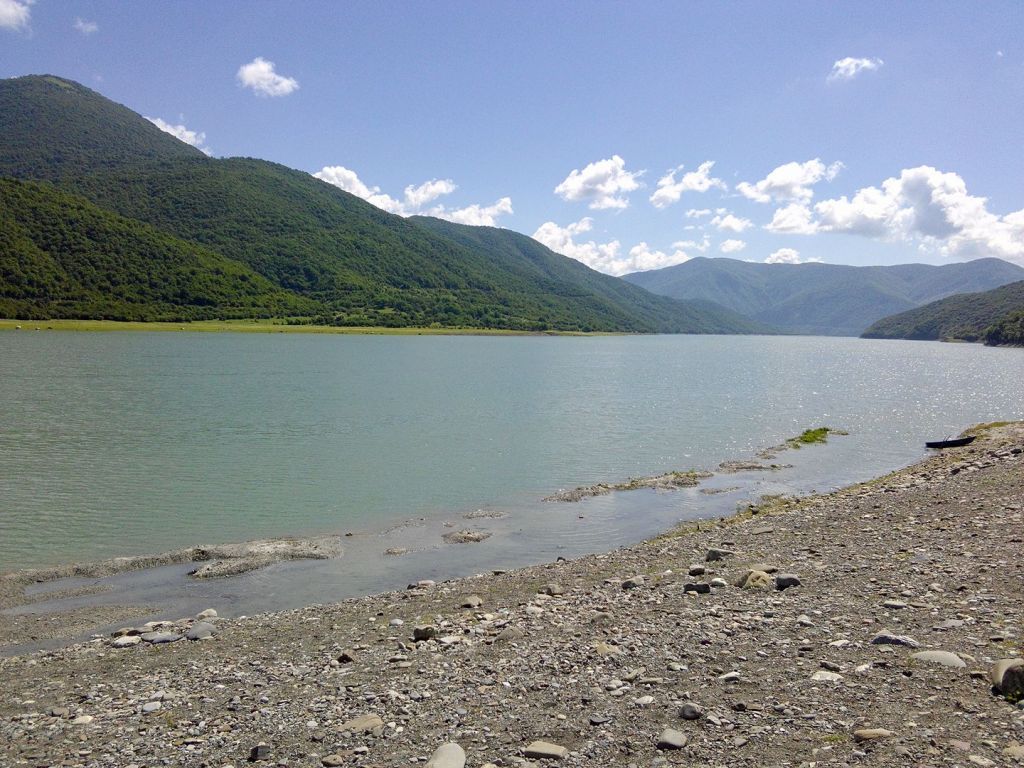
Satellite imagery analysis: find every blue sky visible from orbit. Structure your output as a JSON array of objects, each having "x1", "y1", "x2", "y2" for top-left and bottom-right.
[{"x1": 3, "y1": 1, "x2": 1022, "y2": 273}]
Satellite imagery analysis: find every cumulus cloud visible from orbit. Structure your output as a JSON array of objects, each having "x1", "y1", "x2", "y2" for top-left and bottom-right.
[
  {"x1": 828, "y1": 57, "x2": 884, "y2": 82},
  {"x1": 685, "y1": 208, "x2": 712, "y2": 219},
  {"x1": 147, "y1": 117, "x2": 212, "y2": 155},
  {"x1": 649, "y1": 161, "x2": 726, "y2": 209},
  {"x1": 554, "y1": 155, "x2": 642, "y2": 210},
  {"x1": 710, "y1": 212, "x2": 753, "y2": 233},
  {"x1": 719, "y1": 239, "x2": 747, "y2": 254},
  {"x1": 763, "y1": 166, "x2": 1024, "y2": 265},
  {"x1": 0, "y1": 0, "x2": 32, "y2": 30},
  {"x1": 431, "y1": 197, "x2": 513, "y2": 227},
  {"x1": 314, "y1": 165, "x2": 512, "y2": 226},
  {"x1": 672, "y1": 235, "x2": 711, "y2": 253},
  {"x1": 74, "y1": 17, "x2": 98, "y2": 34},
  {"x1": 737, "y1": 159, "x2": 843, "y2": 204},
  {"x1": 764, "y1": 248, "x2": 821, "y2": 265},
  {"x1": 626, "y1": 242, "x2": 693, "y2": 272},
  {"x1": 533, "y1": 218, "x2": 623, "y2": 273},
  {"x1": 237, "y1": 57, "x2": 299, "y2": 97}
]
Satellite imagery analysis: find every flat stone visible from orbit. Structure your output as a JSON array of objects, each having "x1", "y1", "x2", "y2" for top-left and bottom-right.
[
  {"x1": 883, "y1": 600, "x2": 908, "y2": 609},
  {"x1": 524, "y1": 740, "x2": 569, "y2": 760},
  {"x1": 870, "y1": 632, "x2": 919, "y2": 648},
  {"x1": 709, "y1": 577, "x2": 728, "y2": 588},
  {"x1": 186, "y1": 622, "x2": 216, "y2": 641},
  {"x1": 594, "y1": 642, "x2": 620, "y2": 657},
  {"x1": 854, "y1": 728, "x2": 893, "y2": 741},
  {"x1": 622, "y1": 576, "x2": 645, "y2": 590},
  {"x1": 425, "y1": 742, "x2": 467, "y2": 768},
  {"x1": 910, "y1": 650, "x2": 966, "y2": 669},
  {"x1": 140, "y1": 631, "x2": 182, "y2": 644},
  {"x1": 112, "y1": 635, "x2": 141, "y2": 648},
  {"x1": 811, "y1": 670, "x2": 845, "y2": 683},
  {"x1": 321, "y1": 755, "x2": 345, "y2": 767},
  {"x1": 775, "y1": 573, "x2": 801, "y2": 590},
  {"x1": 705, "y1": 548, "x2": 734, "y2": 562},
  {"x1": 1003, "y1": 743, "x2": 1024, "y2": 759},
  {"x1": 337, "y1": 714, "x2": 384, "y2": 733},
  {"x1": 656, "y1": 728, "x2": 688, "y2": 750},
  {"x1": 683, "y1": 582, "x2": 711, "y2": 594},
  {"x1": 460, "y1": 595, "x2": 483, "y2": 608},
  {"x1": 142, "y1": 701, "x2": 162, "y2": 713},
  {"x1": 687, "y1": 565, "x2": 706, "y2": 576},
  {"x1": 72, "y1": 715, "x2": 94, "y2": 725},
  {"x1": 196, "y1": 608, "x2": 217, "y2": 619},
  {"x1": 540, "y1": 583, "x2": 564, "y2": 596},
  {"x1": 494, "y1": 627, "x2": 526, "y2": 643}
]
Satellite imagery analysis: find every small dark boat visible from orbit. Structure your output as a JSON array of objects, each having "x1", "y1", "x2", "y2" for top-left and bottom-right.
[{"x1": 925, "y1": 435, "x2": 976, "y2": 449}]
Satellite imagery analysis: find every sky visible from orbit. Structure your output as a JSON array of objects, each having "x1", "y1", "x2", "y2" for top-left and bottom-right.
[{"x1": 2, "y1": 1, "x2": 1023, "y2": 274}]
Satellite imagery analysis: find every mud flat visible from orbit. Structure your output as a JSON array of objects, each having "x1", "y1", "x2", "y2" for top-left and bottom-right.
[{"x1": 1, "y1": 423, "x2": 1023, "y2": 767}]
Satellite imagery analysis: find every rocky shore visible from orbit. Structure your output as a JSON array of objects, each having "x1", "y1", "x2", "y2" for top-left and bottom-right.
[{"x1": 2, "y1": 423, "x2": 1023, "y2": 767}]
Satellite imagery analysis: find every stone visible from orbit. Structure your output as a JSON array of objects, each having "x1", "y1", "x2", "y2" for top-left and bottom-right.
[
  {"x1": 1003, "y1": 743, "x2": 1024, "y2": 759},
  {"x1": 72, "y1": 715, "x2": 94, "y2": 725},
  {"x1": 413, "y1": 625, "x2": 437, "y2": 642},
  {"x1": 196, "y1": 608, "x2": 218, "y2": 619},
  {"x1": 594, "y1": 642, "x2": 620, "y2": 657},
  {"x1": 112, "y1": 635, "x2": 141, "y2": 648},
  {"x1": 811, "y1": 671, "x2": 844, "y2": 683},
  {"x1": 853, "y1": 728, "x2": 893, "y2": 741},
  {"x1": 495, "y1": 627, "x2": 526, "y2": 643},
  {"x1": 870, "y1": 632, "x2": 920, "y2": 648},
  {"x1": 705, "y1": 548, "x2": 734, "y2": 562},
  {"x1": 142, "y1": 701, "x2": 162, "y2": 713},
  {"x1": 775, "y1": 573, "x2": 801, "y2": 590},
  {"x1": 735, "y1": 570, "x2": 772, "y2": 589},
  {"x1": 49, "y1": 707, "x2": 69, "y2": 718},
  {"x1": 249, "y1": 743, "x2": 271, "y2": 761},
  {"x1": 186, "y1": 622, "x2": 216, "y2": 640},
  {"x1": 524, "y1": 741, "x2": 568, "y2": 760},
  {"x1": 337, "y1": 650, "x2": 355, "y2": 663},
  {"x1": 683, "y1": 582, "x2": 711, "y2": 594},
  {"x1": 443, "y1": 530, "x2": 491, "y2": 544},
  {"x1": 688, "y1": 565, "x2": 706, "y2": 576},
  {"x1": 622, "y1": 576, "x2": 645, "y2": 590},
  {"x1": 425, "y1": 742, "x2": 467, "y2": 768},
  {"x1": 718, "y1": 671, "x2": 741, "y2": 683},
  {"x1": 321, "y1": 755, "x2": 345, "y2": 767},
  {"x1": 883, "y1": 600, "x2": 908, "y2": 609},
  {"x1": 990, "y1": 658, "x2": 1024, "y2": 701},
  {"x1": 709, "y1": 577, "x2": 728, "y2": 588},
  {"x1": 540, "y1": 583, "x2": 564, "y2": 596},
  {"x1": 337, "y1": 714, "x2": 384, "y2": 733},
  {"x1": 968, "y1": 756, "x2": 996, "y2": 767},
  {"x1": 140, "y1": 631, "x2": 182, "y2": 644},
  {"x1": 910, "y1": 650, "x2": 966, "y2": 669},
  {"x1": 679, "y1": 703, "x2": 703, "y2": 720},
  {"x1": 460, "y1": 594, "x2": 483, "y2": 608},
  {"x1": 656, "y1": 728, "x2": 688, "y2": 750}
]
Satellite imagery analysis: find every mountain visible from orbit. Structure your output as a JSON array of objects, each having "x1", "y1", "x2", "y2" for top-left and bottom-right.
[
  {"x1": 861, "y1": 280, "x2": 1024, "y2": 343},
  {"x1": 623, "y1": 257, "x2": 1024, "y2": 336},
  {"x1": 0, "y1": 74, "x2": 760, "y2": 334}
]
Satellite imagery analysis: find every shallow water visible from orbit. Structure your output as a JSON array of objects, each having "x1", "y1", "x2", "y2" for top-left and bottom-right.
[{"x1": 1, "y1": 332, "x2": 1022, "y2": 579}]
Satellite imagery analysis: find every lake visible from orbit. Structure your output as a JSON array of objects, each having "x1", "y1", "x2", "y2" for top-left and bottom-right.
[{"x1": 1, "y1": 333, "x2": 1022, "y2": 594}]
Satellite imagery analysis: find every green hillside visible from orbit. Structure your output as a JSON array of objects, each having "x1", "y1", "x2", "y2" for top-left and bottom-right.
[
  {"x1": 0, "y1": 74, "x2": 758, "y2": 334},
  {"x1": 861, "y1": 280, "x2": 1024, "y2": 343},
  {"x1": 984, "y1": 309, "x2": 1024, "y2": 346},
  {"x1": 0, "y1": 178, "x2": 313, "y2": 321},
  {"x1": 623, "y1": 257, "x2": 1024, "y2": 336}
]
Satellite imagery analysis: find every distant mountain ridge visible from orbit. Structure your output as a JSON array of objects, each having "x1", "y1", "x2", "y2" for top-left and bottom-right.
[
  {"x1": 622, "y1": 257, "x2": 1024, "y2": 336},
  {"x1": 861, "y1": 280, "x2": 1024, "y2": 344},
  {"x1": 0, "y1": 74, "x2": 762, "y2": 334}
]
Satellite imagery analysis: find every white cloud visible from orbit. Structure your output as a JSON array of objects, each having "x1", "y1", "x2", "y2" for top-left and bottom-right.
[
  {"x1": 237, "y1": 57, "x2": 299, "y2": 97},
  {"x1": 649, "y1": 161, "x2": 726, "y2": 209},
  {"x1": 685, "y1": 208, "x2": 712, "y2": 219},
  {"x1": 710, "y1": 212, "x2": 753, "y2": 232},
  {"x1": 0, "y1": 0, "x2": 32, "y2": 30},
  {"x1": 626, "y1": 242, "x2": 693, "y2": 272},
  {"x1": 737, "y1": 159, "x2": 843, "y2": 204},
  {"x1": 765, "y1": 248, "x2": 821, "y2": 265},
  {"x1": 533, "y1": 218, "x2": 623, "y2": 273},
  {"x1": 554, "y1": 155, "x2": 642, "y2": 210},
  {"x1": 828, "y1": 57, "x2": 884, "y2": 82},
  {"x1": 313, "y1": 165, "x2": 512, "y2": 226},
  {"x1": 766, "y1": 203, "x2": 819, "y2": 234},
  {"x1": 147, "y1": 117, "x2": 212, "y2": 155},
  {"x1": 672, "y1": 235, "x2": 711, "y2": 253},
  {"x1": 74, "y1": 17, "x2": 98, "y2": 34},
  {"x1": 719, "y1": 239, "x2": 747, "y2": 254},
  {"x1": 763, "y1": 166, "x2": 1024, "y2": 265},
  {"x1": 430, "y1": 197, "x2": 513, "y2": 227}
]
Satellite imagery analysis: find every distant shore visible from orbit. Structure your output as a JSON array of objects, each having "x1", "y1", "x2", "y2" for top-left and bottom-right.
[
  {"x1": 0, "y1": 318, "x2": 608, "y2": 335},
  {"x1": 1, "y1": 422, "x2": 1021, "y2": 766}
]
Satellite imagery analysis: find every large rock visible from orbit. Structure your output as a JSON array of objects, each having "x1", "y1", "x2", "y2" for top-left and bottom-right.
[
  {"x1": 775, "y1": 573, "x2": 801, "y2": 590},
  {"x1": 186, "y1": 622, "x2": 216, "y2": 641},
  {"x1": 524, "y1": 741, "x2": 569, "y2": 760},
  {"x1": 656, "y1": 728, "x2": 688, "y2": 750},
  {"x1": 425, "y1": 742, "x2": 466, "y2": 768},
  {"x1": 140, "y1": 631, "x2": 182, "y2": 644},
  {"x1": 705, "y1": 548, "x2": 734, "y2": 562},
  {"x1": 910, "y1": 650, "x2": 966, "y2": 669},
  {"x1": 870, "y1": 632, "x2": 919, "y2": 648},
  {"x1": 337, "y1": 714, "x2": 384, "y2": 733},
  {"x1": 735, "y1": 570, "x2": 772, "y2": 589},
  {"x1": 990, "y1": 658, "x2": 1024, "y2": 701},
  {"x1": 854, "y1": 728, "x2": 893, "y2": 741}
]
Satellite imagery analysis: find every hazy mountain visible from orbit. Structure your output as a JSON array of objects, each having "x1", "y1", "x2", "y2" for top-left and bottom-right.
[
  {"x1": 623, "y1": 256, "x2": 1024, "y2": 336},
  {"x1": 862, "y1": 280, "x2": 1024, "y2": 343},
  {"x1": 0, "y1": 75, "x2": 761, "y2": 334}
]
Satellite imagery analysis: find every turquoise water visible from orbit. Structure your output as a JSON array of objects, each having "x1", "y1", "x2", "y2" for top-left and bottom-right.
[{"x1": 1, "y1": 332, "x2": 1022, "y2": 573}]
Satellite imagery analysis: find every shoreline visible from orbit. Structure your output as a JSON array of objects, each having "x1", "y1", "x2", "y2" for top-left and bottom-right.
[{"x1": 1, "y1": 422, "x2": 1021, "y2": 765}]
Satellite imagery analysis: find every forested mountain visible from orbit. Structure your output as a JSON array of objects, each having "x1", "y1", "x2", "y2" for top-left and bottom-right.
[
  {"x1": 623, "y1": 257, "x2": 1024, "y2": 336},
  {"x1": 861, "y1": 280, "x2": 1024, "y2": 344},
  {"x1": 0, "y1": 75, "x2": 760, "y2": 333}
]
